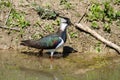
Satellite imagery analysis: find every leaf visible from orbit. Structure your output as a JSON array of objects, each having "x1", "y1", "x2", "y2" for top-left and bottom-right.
[
  {"x1": 103, "y1": 23, "x2": 111, "y2": 33},
  {"x1": 91, "y1": 21, "x2": 99, "y2": 29}
]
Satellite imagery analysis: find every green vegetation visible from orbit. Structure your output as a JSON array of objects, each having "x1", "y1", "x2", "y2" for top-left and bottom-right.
[
  {"x1": 31, "y1": 22, "x2": 43, "y2": 39},
  {"x1": 0, "y1": 0, "x2": 30, "y2": 33},
  {"x1": 103, "y1": 2, "x2": 116, "y2": 20},
  {"x1": 87, "y1": 1, "x2": 120, "y2": 32},
  {"x1": 7, "y1": 9, "x2": 30, "y2": 34},
  {"x1": 116, "y1": 11, "x2": 120, "y2": 18},
  {"x1": 116, "y1": 20, "x2": 120, "y2": 28},
  {"x1": 30, "y1": 18, "x2": 60, "y2": 39},
  {"x1": 45, "y1": 23, "x2": 54, "y2": 33},
  {"x1": 35, "y1": 6, "x2": 58, "y2": 19},
  {"x1": 52, "y1": 18, "x2": 60, "y2": 26},
  {"x1": 87, "y1": 3, "x2": 103, "y2": 21},
  {"x1": 60, "y1": 0, "x2": 67, "y2": 5},
  {"x1": 7, "y1": 9, "x2": 30, "y2": 28},
  {"x1": 94, "y1": 42, "x2": 101, "y2": 52},
  {"x1": 0, "y1": 0, "x2": 12, "y2": 9},
  {"x1": 45, "y1": 19, "x2": 60, "y2": 32},
  {"x1": 91, "y1": 21, "x2": 99, "y2": 29},
  {"x1": 114, "y1": 0, "x2": 120, "y2": 4},
  {"x1": 60, "y1": 0, "x2": 73, "y2": 10},
  {"x1": 70, "y1": 32, "x2": 78, "y2": 38},
  {"x1": 31, "y1": 33, "x2": 43, "y2": 39},
  {"x1": 45, "y1": 3, "x2": 51, "y2": 9},
  {"x1": 103, "y1": 23, "x2": 111, "y2": 33}
]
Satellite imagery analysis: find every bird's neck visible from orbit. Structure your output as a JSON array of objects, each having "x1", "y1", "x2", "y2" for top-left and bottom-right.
[
  {"x1": 60, "y1": 23, "x2": 68, "y2": 31},
  {"x1": 57, "y1": 23, "x2": 68, "y2": 42}
]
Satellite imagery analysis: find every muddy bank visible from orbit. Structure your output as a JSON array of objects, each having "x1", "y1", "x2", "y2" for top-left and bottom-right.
[{"x1": 0, "y1": 0, "x2": 120, "y2": 54}]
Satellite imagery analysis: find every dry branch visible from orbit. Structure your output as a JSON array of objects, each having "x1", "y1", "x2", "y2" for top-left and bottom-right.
[
  {"x1": 4, "y1": 8, "x2": 12, "y2": 25},
  {"x1": 67, "y1": 32, "x2": 72, "y2": 43},
  {"x1": 0, "y1": 26, "x2": 20, "y2": 32},
  {"x1": 75, "y1": 23, "x2": 120, "y2": 54}
]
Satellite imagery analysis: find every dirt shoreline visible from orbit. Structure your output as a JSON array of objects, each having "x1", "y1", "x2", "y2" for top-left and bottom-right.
[{"x1": 0, "y1": 0, "x2": 120, "y2": 61}]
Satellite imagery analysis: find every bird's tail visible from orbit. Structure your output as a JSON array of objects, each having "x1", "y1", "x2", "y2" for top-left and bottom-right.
[{"x1": 20, "y1": 40, "x2": 38, "y2": 48}]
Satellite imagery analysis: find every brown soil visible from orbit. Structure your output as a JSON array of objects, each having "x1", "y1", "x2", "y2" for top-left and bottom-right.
[{"x1": 0, "y1": 0, "x2": 120, "y2": 55}]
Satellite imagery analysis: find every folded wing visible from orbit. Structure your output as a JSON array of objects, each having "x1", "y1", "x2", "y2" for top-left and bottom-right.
[{"x1": 20, "y1": 35, "x2": 62, "y2": 49}]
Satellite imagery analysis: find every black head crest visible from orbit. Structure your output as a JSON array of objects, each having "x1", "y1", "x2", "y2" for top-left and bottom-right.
[{"x1": 59, "y1": 16, "x2": 72, "y2": 25}]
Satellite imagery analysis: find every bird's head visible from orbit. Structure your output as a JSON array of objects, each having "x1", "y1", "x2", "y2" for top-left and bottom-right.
[
  {"x1": 60, "y1": 16, "x2": 71, "y2": 25},
  {"x1": 59, "y1": 16, "x2": 71, "y2": 31}
]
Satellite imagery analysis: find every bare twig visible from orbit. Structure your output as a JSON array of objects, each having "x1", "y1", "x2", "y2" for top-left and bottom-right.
[
  {"x1": 75, "y1": 23, "x2": 120, "y2": 54},
  {"x1": 0, "y1": 25, "x2": 20, "y2": 32},
  {"x1": 78, "y1": 4, "x2": 90, "y2": 23},
  {"x1": 4, "y1": 0, "x2": 13, "y2": 25},
  {"x1": 4, "y1": 8, "x2": 12, "y2": 25},
  {"x1": 68, "y1": 4, "x2": 90, "y2": 44},
  {"x1": 37, "y1": 23, "x2": 47, "y2": 33},
  {"x1": 67, "y1": 32, "x2": 72, "y2": 43},
  {"x1": 67, "y1": 4, "x2": 91, "y2": 43},
  {"x1": 75, "y1": 3, "x2": 120, "y2": 54},
  {"x1": 78, "y1": 13, "x2": 86, "y2": 23},
  {"x1": 0, "y1": 0, "x2": 20, "y2": 31}
]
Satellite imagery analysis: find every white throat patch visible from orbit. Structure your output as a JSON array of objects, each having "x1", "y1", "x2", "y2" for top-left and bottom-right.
[{"x1": 60, "y1": 23, "x2": 68, "y2": 31}]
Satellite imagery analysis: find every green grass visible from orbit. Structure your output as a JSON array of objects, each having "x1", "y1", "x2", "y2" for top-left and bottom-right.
[
  {"x1": 45, "y1": 23, "x2": 54, "y2": 32},
  {"x1": 52, "y1": 18, "x2": 60, "y2": 26},
  {"x1": 60, "y1": 0, "x2": 73, "y2": 10},
  {"x1": 116, "y1": 20, "x2": 120, "y2": 28},
  {"x1": 31, "y1": 33, "x2": 43, "y2": 39},
  {"x1": 0, "y1": 0, "x2": 30, "y2": 29},
  {"x1": 69, "y1": 32, "x2": 78, "y2": 38},
  {"x1": 0, "y1": 0, "x2": 12, "y2": 9},
  {"x1": 114, "y1": 0, "x2": 120, "y2": 4},
  {"x1": 94, "y1": 42, "x2": 101, "y2": 53},
  {"x1": 103, "y1": 2, "x2": 116, "y2": 20},
  {"x1": 7, "y1": 9, "x2": 30, "y2": 29},
  {"x1": 87, "y1": 1, "x2": 120, "y2": 32},
  {"x1": 87, "y1": 3, "x2": 104, "y2": 21},
  {"x1": 103, "y1": 23, "x2": 111, "y2": 33},
  {"x1": 35, "y1": 6, "x2": 58, "y2": 20},
  {"x1": 6, "y1": 9, "x2": 30, "y2": 35},
  {"x1": 116, "y1": 11, "x2": 120, "y2": 18},
  {"x1": 91, "y1": 21, "x2": 99, "y2": 29}
]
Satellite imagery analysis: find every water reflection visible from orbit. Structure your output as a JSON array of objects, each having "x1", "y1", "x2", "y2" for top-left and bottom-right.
[
  {"x1": 0, "y1": 50, "x2": 120, "y2": 80},
  {"x1": 0, "y1": 50, "x2": 61, "y2": 80},
  {"x1": 77, "y1": 64, "x2": 120, "y2": 80}
]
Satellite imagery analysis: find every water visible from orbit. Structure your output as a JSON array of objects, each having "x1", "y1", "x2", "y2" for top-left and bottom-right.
[
  {"x1": 77, "y1": 64, "x2": 120, "y2": 80},
  {"x1": 0, "y1": 50, "x2": 120, "y2": 80},
  {"x1": 0, "y1": 50, "x2": 59, "y2": 80}
]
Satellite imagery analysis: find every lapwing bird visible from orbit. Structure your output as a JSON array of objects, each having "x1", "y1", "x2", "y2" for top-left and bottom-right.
[{"x1": 20, "y1": 17, "x2": 71, "y2": 60}]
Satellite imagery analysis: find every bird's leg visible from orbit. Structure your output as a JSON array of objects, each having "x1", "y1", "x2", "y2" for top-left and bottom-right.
[
  {"x1": 50, "y1": 52, "x2": 54, "y2": 69},
  {"x1": 50, "y1": 52, "x2": 54, "y2": 61},
  {"x1": 38, "y1": 49, "x2": 43, "y2": 57}
]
